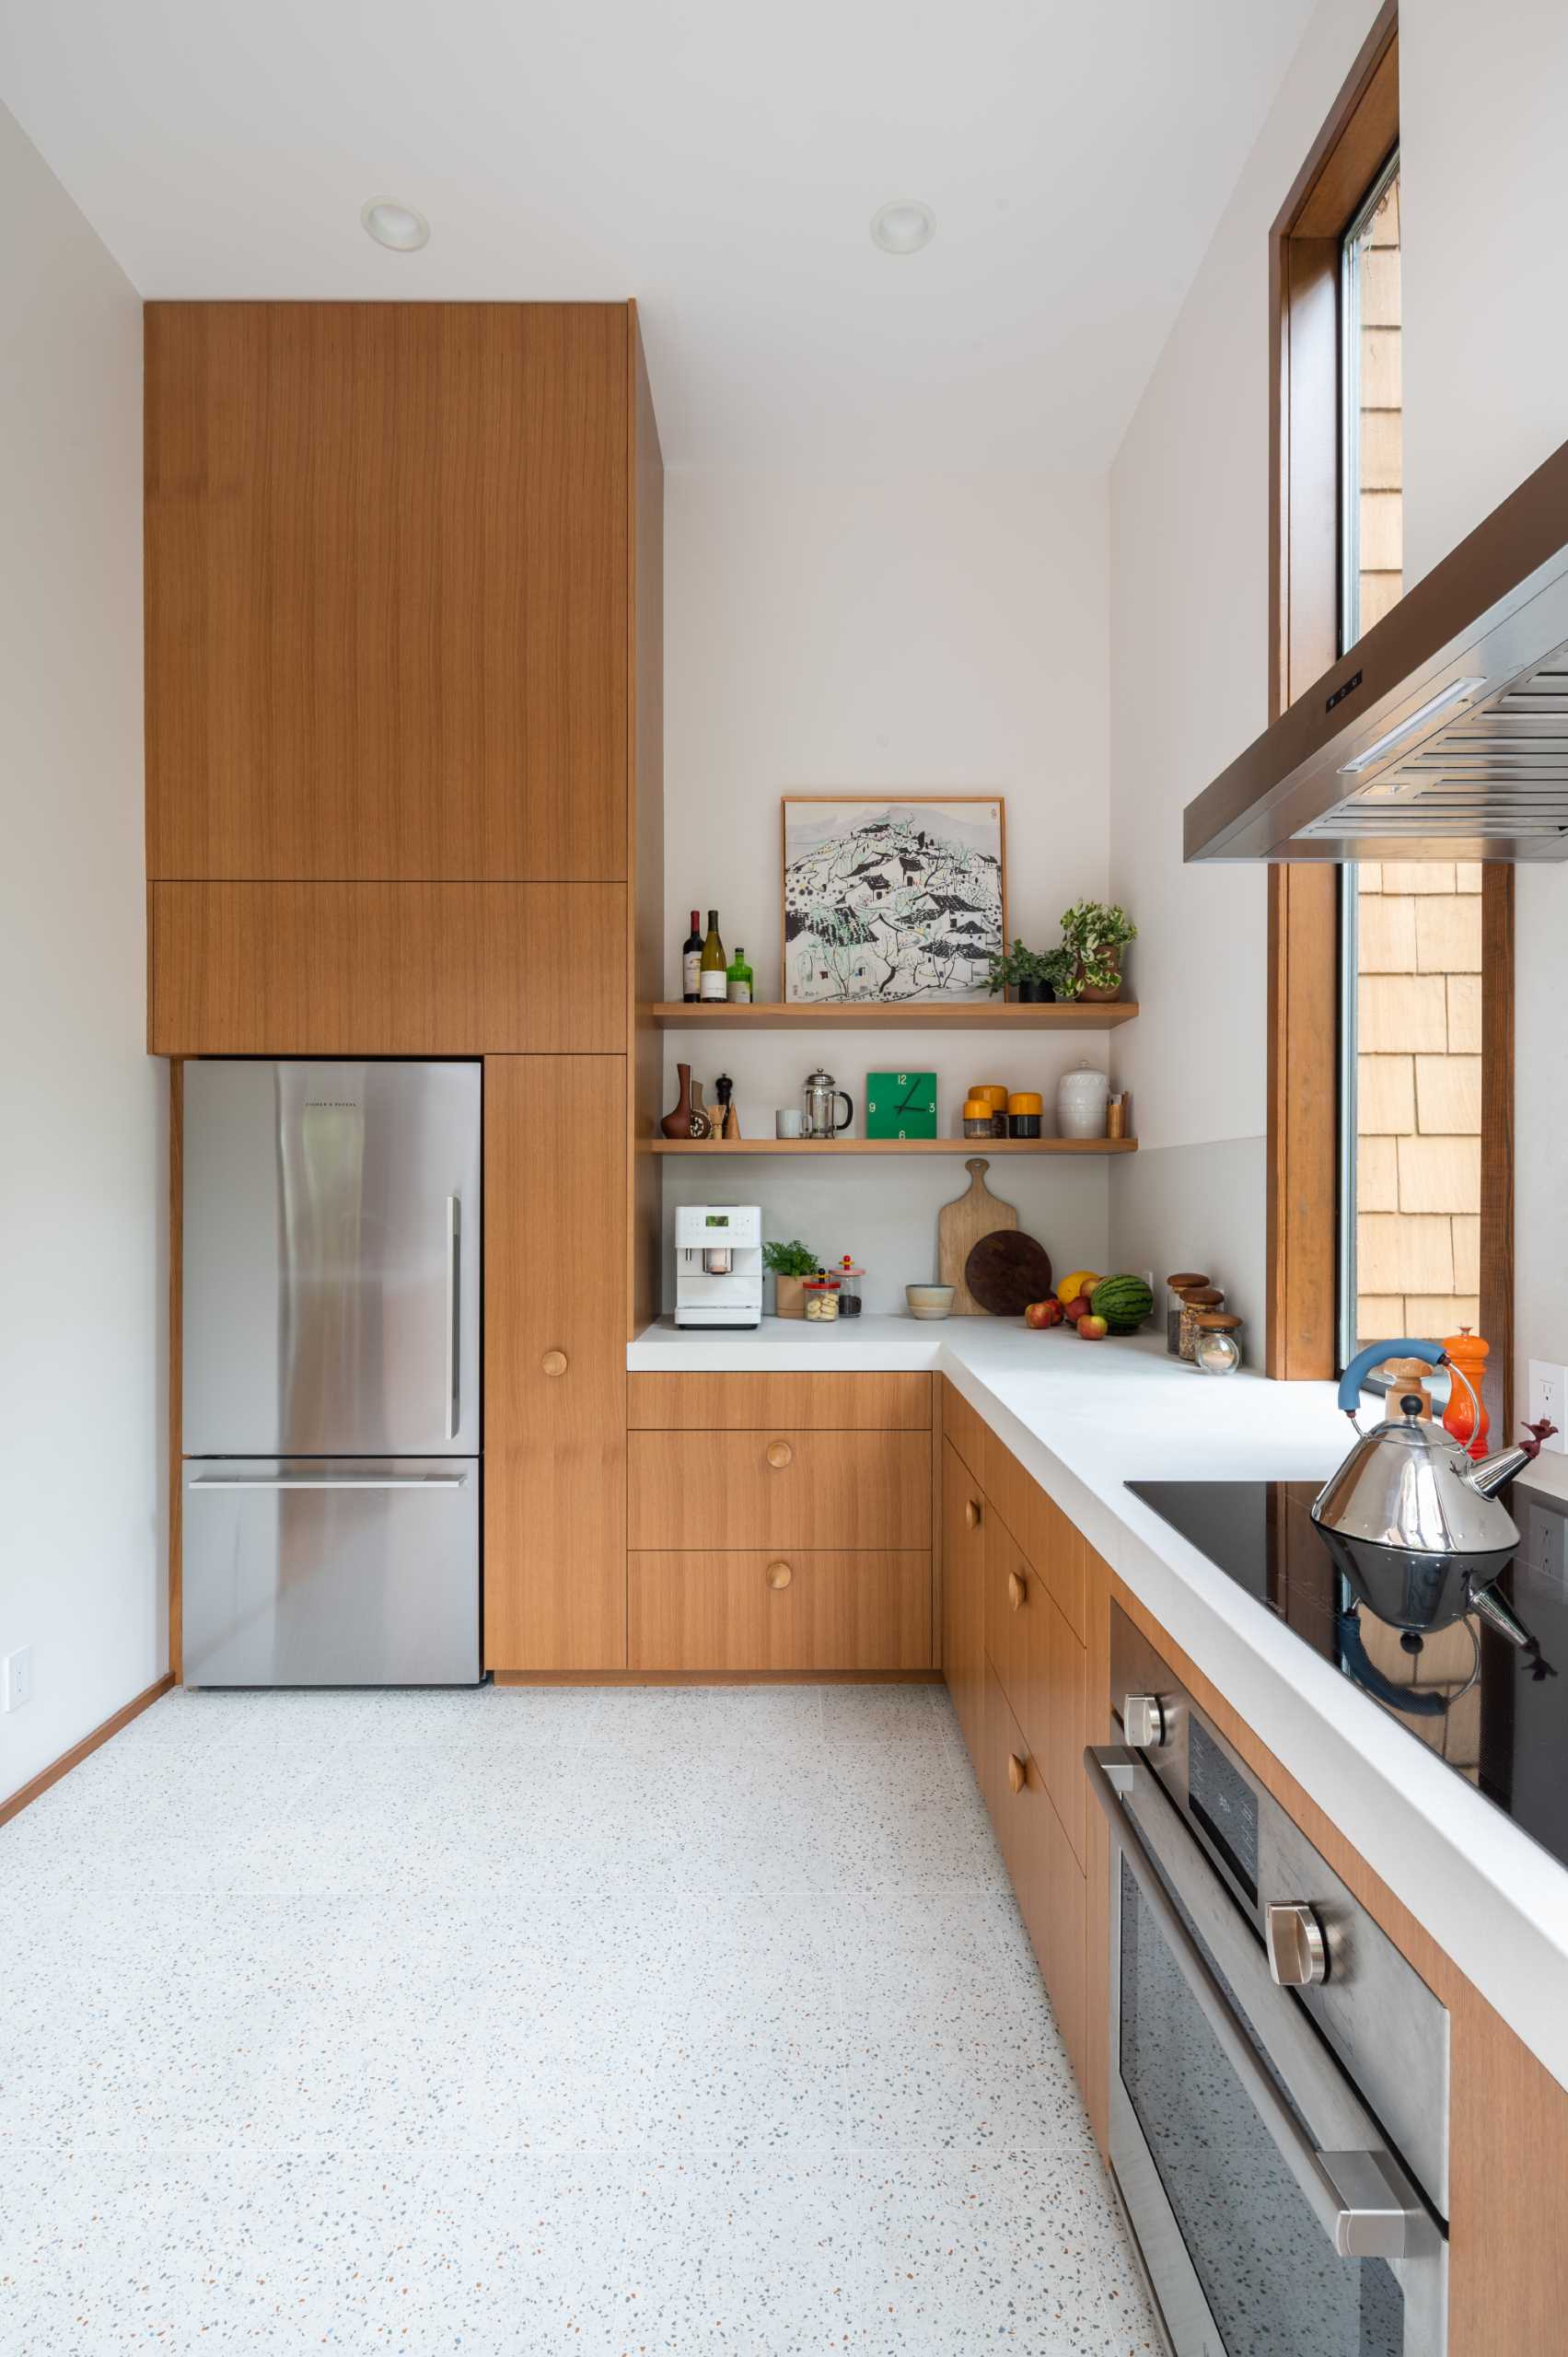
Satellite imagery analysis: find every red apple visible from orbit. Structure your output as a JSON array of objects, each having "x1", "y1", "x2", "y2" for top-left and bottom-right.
[
  {"x1": 1024, "y1": 1298, "x2": 1063, "y2": 1329},
  {"x1": 1063, "y1": 1295, "x2": 1092, "y2": 1324},
  {"x1": 1077, "y1": 1313, "x2": 1109, "y2": 1340}
]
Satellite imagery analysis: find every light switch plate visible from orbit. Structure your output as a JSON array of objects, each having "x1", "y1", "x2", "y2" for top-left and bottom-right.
[{"x1": 1528, "y1": 1361, "x2": 1567, "y2": 1452}]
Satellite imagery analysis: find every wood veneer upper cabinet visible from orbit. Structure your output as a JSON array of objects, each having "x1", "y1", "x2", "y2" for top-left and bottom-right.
[
  {"x1": 484, "y1": 1054, "x2": 627, "y2": 1671},
  {"x1": 145, "y1": 302, "x2": 629, "y2": 882}
]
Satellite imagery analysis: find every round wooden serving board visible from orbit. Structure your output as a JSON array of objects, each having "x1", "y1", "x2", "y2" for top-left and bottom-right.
[{"x1": 964, "y1": 1229, "x2": 1053, "y2": 1318}]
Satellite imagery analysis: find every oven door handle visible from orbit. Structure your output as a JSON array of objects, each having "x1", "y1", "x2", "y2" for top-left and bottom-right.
[{"x1": 1086, "y1": 1746, "x2": 1429, "y2": 2262}]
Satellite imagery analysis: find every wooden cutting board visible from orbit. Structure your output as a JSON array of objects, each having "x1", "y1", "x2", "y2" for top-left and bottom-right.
[
  {"x1": 937, "y1": 1158, "x2": 1017, "y2": 1315},
  {"x1": 965, "y1": 1229, "x2": 1053, "y2": 1318}
]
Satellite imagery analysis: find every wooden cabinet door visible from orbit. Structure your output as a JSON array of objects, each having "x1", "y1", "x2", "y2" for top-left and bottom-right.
[
  {"x1": 484, "y1": 1056, "x2": 626, "y2": 1669},
  {"x1": 145, "y1": 302, "x2": 628, "y2": 883},
  {"x1": 626, "y1": 1432, "x2": 930, "y2": 1550},
  {"x1": 940, "y1": 1439, "x2": 985, "y2": 1766}
]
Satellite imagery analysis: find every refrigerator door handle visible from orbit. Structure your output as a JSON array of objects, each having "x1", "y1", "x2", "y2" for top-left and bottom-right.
[
  {"x1": 446, "y1": 1194, "x2": 461, "y2": 1443},
  {"x1": 191, "y1": 1475, "x2": 468, "y2": 1491}
]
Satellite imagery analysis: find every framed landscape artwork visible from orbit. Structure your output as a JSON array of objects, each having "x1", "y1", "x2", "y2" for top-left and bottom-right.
[{"x1": 781, "y1": 795, "x2": 1006, "y2": 1005}]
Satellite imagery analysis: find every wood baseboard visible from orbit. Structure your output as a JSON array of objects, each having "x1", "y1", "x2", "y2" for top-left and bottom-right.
[
  {"x1": 492, "y1": 1668, "x2": 944, "y2": 1688},
  {"x1": 0, "y1": 1672, "x2": 175, "y2": 1829}
]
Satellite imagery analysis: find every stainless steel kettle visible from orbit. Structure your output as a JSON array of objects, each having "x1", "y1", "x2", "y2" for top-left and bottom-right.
[{"x1": 1311, "y1": 1338, "x2": 1556, "y2": 1651}]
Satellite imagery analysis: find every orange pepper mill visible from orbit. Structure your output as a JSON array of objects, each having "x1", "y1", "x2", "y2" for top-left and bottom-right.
[{"x1": 1442, "y1": 1326, "x2": 1491, "y2": 1460}]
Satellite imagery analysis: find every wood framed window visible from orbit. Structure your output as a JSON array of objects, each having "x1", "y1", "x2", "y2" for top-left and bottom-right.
[{"x1": 1266, "y1": 2, "x2": 1514, "y2": 1424}]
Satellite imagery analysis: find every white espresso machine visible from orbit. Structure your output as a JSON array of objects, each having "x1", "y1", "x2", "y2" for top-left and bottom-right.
[{"x1": 675, "y1": 1203, "x2": 763, "y2": 1328}]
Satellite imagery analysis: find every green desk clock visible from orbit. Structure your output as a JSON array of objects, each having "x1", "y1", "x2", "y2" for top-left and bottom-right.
[{"x1": 865, "y1": 1070, "x2": 938, "y2": 1141}]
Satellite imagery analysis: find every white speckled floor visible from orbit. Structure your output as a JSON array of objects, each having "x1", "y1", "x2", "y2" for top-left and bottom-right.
[{"x1": 0, "y1": 1681, "x2": 1162, "y2": 2352}]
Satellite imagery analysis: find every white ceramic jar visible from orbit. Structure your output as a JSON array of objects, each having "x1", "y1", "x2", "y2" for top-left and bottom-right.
[{"x1": 1056, "y1": 1062, "x2": 1109, "y2": 1141}]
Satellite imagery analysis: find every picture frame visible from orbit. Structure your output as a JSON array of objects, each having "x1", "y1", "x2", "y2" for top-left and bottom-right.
[{"x1": 780, "y1": 795, "x2": 1007, "y2": 1005}]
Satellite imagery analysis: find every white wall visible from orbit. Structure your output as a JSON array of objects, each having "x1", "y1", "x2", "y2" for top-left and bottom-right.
[
  {"x1": 1107, "y1": 0, "x2": 1568, "y2": 1394},
  {"x1": 660, "y1": 468, "x2": 1116, "y2": 1312},
  {"x1": 0, "y1": 103, "x2": 165, "y2": 1804}
]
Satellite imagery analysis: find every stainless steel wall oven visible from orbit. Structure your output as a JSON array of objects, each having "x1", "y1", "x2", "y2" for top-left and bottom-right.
[{"x1": 1087, "y1": 1605, "x2": 1449, "y2": 2355}]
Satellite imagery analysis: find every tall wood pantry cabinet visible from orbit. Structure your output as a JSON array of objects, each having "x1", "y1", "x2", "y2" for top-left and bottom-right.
[{"x1": 145, "y1": 298, "x2": 664, "y2": 1676}]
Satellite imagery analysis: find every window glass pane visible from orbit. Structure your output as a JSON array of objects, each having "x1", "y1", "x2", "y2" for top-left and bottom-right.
[{"x1": 1337, "y1": 159, "x2": 1478, "y2": 1365}]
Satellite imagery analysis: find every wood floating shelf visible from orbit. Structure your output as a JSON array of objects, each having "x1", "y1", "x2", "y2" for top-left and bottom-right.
[
  {"x1": 645, "y1": 1001, "x2": 1138, "y2": 1031},
  {"x1": 643, "y1": 1136, "x2": 1139, "y2": 1155}
]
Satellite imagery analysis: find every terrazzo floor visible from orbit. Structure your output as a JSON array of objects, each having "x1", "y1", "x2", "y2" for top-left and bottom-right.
[{"x1": 0, "y1": 1679, "x2": 1163, "y2": 2353}]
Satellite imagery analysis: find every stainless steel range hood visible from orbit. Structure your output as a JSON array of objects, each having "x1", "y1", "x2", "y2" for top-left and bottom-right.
[{"x1": 1185, "y1": 436, "x2": 1568, "y2": 861}]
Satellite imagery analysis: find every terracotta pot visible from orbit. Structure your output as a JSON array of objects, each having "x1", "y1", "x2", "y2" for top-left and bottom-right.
[
  {"x1": 774, "y1": 1273, "x2": 807, "y2": 1319},
  {"x1": 1074, "y1": 956, "x2": 1122, "y2": 1004}
]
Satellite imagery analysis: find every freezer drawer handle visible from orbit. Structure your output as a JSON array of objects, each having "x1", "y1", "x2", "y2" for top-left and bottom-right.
[
  {"x1": 447, "y1": 1195, "x2": 462, "y2": 1442},
  {"x1": 190, "y1": 1476, "x2": 468, "y2": 1491},
  {"x1": 1084, "y1": 1745, "x2": 1430, "y2": 2263}
]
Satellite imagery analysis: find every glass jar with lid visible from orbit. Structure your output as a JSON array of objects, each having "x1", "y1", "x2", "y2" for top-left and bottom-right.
[
  {"x1": 1165, "y1": 1273, "x2": 1210, "y2": 1356},
  {"x1": 1192, "y1": 1311, "x2": 1243, "y2": 1376},
  {"x1": 834, "y1": 1258, "x2": 864, "y2": 1318},
  {"x1": 1179, "y1": 1285, "x2": 1225, "y2": 1362},
  {"x1": 802, "y1": 1275, "x2": 841, "y2": 1321}
]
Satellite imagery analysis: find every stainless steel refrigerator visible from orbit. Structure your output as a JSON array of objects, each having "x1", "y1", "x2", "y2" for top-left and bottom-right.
[{"x1": 181, "y1": 1060, "x2": 482, "y2": 1686}]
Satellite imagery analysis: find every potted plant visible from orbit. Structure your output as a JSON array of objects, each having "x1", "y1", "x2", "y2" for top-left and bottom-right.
[
  {"x1": 1059, "y1": 900, "x2": 1136, "y2": 1002},
  {"x1": 985, "y1": 941, "x2": 1078, "y2": 1004},
  {"x1": 762, "y1": 1237, "x2": 821, "y2": 1319}
]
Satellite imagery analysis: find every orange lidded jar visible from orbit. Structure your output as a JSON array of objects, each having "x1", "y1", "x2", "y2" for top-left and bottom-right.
[{"x1": 1442, "y1": 1327, "x2": 1491, "y2": 1459}]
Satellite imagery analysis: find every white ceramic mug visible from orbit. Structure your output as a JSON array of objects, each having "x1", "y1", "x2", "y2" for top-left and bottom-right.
[
  {"x1": 775, "y1": 1109, "x2": 806, "y2": 1139},
  {"x1": 1056, "y1": 1062, "x2": 1109, "y2": 1140}
]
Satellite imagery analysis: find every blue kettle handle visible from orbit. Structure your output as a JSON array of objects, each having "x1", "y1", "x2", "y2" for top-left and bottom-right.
[{"x1": 1337, "y1": 1338, "x2": 1445, "y2": 1415}]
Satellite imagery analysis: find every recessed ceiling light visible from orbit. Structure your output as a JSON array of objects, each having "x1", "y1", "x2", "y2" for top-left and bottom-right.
[
  {"x1": 361, "y1": 198, "x2": 430, "y2": 252},
  {"x1": 870, "y1": 199, "x2": 935, "y2": 256}
]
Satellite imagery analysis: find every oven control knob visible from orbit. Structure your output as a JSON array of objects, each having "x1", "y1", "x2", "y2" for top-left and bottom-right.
[
  {"x1": 1121, "y1": 1693, "x2": 1167, "y2": 1749},
  {"x1": 1265, "y1": 1902, "x2": 1329, "y2": 1988}
]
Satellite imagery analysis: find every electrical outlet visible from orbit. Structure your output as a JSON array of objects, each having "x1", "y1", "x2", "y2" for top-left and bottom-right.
[
  {"x1": 1528, "y1": 1361, "x2": 1568, "y2": 1453},
  {"x1": 2, "y1": 1646, "x2": 33, "y2": 1713}
]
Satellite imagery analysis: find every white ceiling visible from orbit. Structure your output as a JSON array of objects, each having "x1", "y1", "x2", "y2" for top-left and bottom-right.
[{"x1": 0, "y1": 0, "x2": 1314, "y2": 470}]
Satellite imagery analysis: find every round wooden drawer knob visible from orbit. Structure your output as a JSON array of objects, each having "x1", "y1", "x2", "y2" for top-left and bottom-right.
[
  {"x1": 540, "y1": 1350, "x2": 568, "y2": 1377},
  {"x1": 965, "y1": 1498, "x2": 982, "y2": 1530},
  {"x1": 766, "y1": 1439, "x2": 794, "y2": 1469},
  {"x1": 766, "y1": 1561, "x2": 793, "y2": 1590},
  {"x1": 1008, "y1": 1569, "x2": 1027, "y2": 1612},
  {"x1": 1007, "y1": 1752, "x2": 1027, "y2": 1795}
]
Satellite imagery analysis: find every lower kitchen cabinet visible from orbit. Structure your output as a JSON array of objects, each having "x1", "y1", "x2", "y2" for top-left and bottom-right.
[
  {"x1": 940, "y1": 1439, "x2": 986, "y2": 1762},
  {"x1": 981, "y1": 1656, "x2": 1087, "y2": 2087},
  {"x1": 484, "y1": 1054, "x2": 627, "y2": 1670},
  {"x1": 628, "y1": 1428, "x2": 931, "y2": 1552},
  {"x1": 628, "y1": 1549, "x2": 931, "y2": 1672}
]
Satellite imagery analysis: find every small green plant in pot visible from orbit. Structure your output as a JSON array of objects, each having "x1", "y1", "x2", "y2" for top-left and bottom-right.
[
  {"x1": 762, "y1": 1237, "x2": 821, "y2": 1319},
  {"x1": 1059, "y1": 901, "x2": 1137, "y2": 1002},
  {"x1": 985, "y1": 941, "x2": 1079, "y2": 1004}
]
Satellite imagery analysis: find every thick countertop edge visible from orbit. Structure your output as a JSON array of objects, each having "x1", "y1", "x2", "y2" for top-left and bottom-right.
[{"x1": 631, "y1": 1316, "x2": 1568, "y2": 2091}]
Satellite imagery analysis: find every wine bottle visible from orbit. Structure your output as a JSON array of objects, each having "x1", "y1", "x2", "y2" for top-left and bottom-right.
[
  {"x1": 681, "y1": 910, "x2": 703, "y2": 1003},
  {"x1": 726, "y1": 946, "x2": 753, "y2": 1004},
  {"x1": 699, "y1": 910, "x2": 727, "y2": 1001}
]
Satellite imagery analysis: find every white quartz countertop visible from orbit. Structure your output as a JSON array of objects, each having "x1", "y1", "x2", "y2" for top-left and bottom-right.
[{"x1": 631, "y1": 1314, "x2": 1568, "y2": 2091}]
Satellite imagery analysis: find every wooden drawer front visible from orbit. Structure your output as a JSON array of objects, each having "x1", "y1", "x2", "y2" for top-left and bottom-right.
[
  {"x1": 984, "y1": 1509, "x2": 1086, "y2": 1869},
  {"x1": 981, "y1": 1659, "x2": 1087, "y2": 2092},
  {"x1": 628, "y1": 1551, "x2": 931, "y2": 1672},
  {"x1": 940, "y1": 1439, "x2": 987, "y2": 1770},
  {"x1": 941, "y1": 1377, "x2": 988, "y2": 1480},
  {"x1": 629, "y1": 1372, "x2": 931, "y2": 1432},
  {"x1": 983, "y1": 1436, "x2": 1088, "y2": 1643},
  {"x1": 628, "y1": 1431, "x2": 931, "y2": 1550},
  {"x1": 149, "y1": 881, "x2": 627, "y2": 1056}
]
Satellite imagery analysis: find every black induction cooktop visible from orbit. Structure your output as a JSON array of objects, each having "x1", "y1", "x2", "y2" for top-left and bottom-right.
[{"x1": 1128, "y1": 1477, "x2": 1568, "y2": 1875}]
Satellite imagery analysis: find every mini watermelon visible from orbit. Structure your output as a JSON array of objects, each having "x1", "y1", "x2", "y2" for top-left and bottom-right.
[{"x1": 1089, "y1": 1274, "x2": 1154, "y2": 1334}]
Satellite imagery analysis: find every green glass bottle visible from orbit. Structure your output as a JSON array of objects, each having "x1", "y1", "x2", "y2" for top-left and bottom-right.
[
  {"x1": 699, "y1": 910, "x2": 727, "y2": 1001},
  {"x1": 726, "y1": 945, "x2": 753, "y2": 1004}
]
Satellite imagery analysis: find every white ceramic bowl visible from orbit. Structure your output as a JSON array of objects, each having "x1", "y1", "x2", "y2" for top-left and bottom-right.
[{"x1": 906, "y1": 1284, "x2": 956, "y2": 1320}]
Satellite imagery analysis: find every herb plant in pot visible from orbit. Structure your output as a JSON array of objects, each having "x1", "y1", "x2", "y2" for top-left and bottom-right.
[
  {"x1": 985, "y1": 941, "x2": 1078, "y2": 1004},
  {"x1": 1059, "y1": 901, "x2": 1136, "y2": 1003},
  {"x1": 762, "y1": 1237, "x2": 821, "y2": 1320}
]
